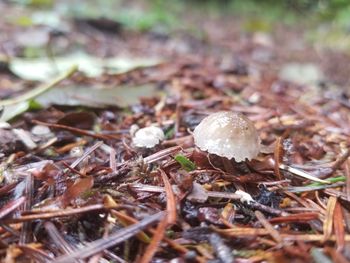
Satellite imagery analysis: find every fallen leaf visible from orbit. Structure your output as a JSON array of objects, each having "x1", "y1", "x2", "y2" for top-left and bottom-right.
[
  {"x1": 61, "y1": 176, "x2": 94, "y2": 207},
  {"x1": 57, "y1": 112, "x2": 95, "y2": 130},
  {"x1": 36, "y1": 84, "x2": 161, "y2": 108},
  {"x1": 10, "y1": 53, "x2": 161, "y2": 81},
  {"x1": 174, "y1": 154, "x2": 196, "y2": 171},
  {"x1": 279, "y1": 63, "x2": 323, "y2": 86}
]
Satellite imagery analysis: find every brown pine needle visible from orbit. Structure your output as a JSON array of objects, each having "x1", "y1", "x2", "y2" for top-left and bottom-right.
[
  {"x1": 274, "y1": 137, "x2": 283, "y2": 180},
  {"x1": 69, "y1": 141, "x2": 103, "y2": 169},
  {"x1": 139, "y1": 214, "x2": 168, "y2": 263},
  {"x1": 333, "y1": 201, "x2": 345, "y2": 251},
  {"x1": 159, "y1": 169, "x2": 177, "y2": 225},
  {"x1": 255, "y1": 211, "x2": 283, "y2": 244},
  {"x1": 110, "y1": 210, "x2": 151, "y2": 243},
  {"x1": 0, "y1": 196, "x2": 26, "y2": 219},
  {"x1": 53, "y1": 212, "x2": 165, "y2": 262},
  {"x1": 44, "y1": 222, "x2": 77, "y2": 255},
  {"x1": 111, "y1": 209, "x2": 201, "y2": 260},
  {"x1": 269, "y1": 212, "x2": 319, "y2": 224},
  {"x1": 55, "y1": 139, "x2": 87, "y2": 154},
  {"x1": 3, "y1": 204, "x2": 119, "y2": 223},
  {"x1": 323, "y1": 196, "x2": 337, "y2": 242},
  {"x1": 215, "y1": 227, "x2": 350, "y2": 242}
]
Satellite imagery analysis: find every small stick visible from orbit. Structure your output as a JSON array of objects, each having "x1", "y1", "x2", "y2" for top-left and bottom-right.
[{"x1": 31, "y1": 120, "x2": 115, "y2": 140}]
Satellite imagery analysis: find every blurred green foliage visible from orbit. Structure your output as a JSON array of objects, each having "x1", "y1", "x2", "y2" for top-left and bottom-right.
[
  {"x1": 182, "y1": 0, "x2": 350, "y2": 51},
  {"x1": 183, "y1": 0, "x2": 350, "y2": 26},
  {"x1": 9, "y1": 0, "x2": 53, "y2": 7},
  {"x1": 10, "y1": 0, "x2": 350, "y2": 31},
  {"x1": 8, "y1": 0, "x2": 350, "y2": 34}
]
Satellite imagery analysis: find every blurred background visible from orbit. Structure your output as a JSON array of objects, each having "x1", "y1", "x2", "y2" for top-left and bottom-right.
[{"x1": 1, "y1": 0, "x2": 350, "y2": 87}]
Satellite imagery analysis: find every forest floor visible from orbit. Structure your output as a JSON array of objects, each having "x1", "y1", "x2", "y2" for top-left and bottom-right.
[{"x1": 0, "y1": 1, "x2": 350, "y2": 262}]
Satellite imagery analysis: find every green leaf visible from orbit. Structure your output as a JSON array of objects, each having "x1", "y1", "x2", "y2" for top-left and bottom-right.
[
  {"x1": 285, "y1": 183, "x2": 343, "y2": 193},
  {"x1": 174, "y1": 154, "x2": 196, "y2": 172},
  {"x1": 164, "y1": 126, "x2": 175, "y2": 139},
  {"x1": 12, "y1": 16, "x2": 34, "y2": 27},
  {"x1": 306, "y1": 176, "x2": 346, "y2": 187},
  {"x1": 28, "y1": 99, "x2": 43, "y2": 110},
  {"x1": 284, "y1": 176, "x2": 346, "y2": 193},
  {"x1": 13, "y1": 0, "x2": 53, "y2": 7}
]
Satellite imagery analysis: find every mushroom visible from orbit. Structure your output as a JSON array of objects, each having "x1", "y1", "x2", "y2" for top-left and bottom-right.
[
  {"x1": 132, "y1": 126, "x2": 165, "y2": 148},
  {"x1": 193, "y1": 111, "x2": 260, "y2": 162}
]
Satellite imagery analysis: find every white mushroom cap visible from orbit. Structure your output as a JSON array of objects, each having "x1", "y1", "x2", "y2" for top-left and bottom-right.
[
  {"x1": 193, "y1": 111, "x2": 260, "y2": 162},
  {"x1": 132, "y1": 126, "x2": 165, "y2": 148}
]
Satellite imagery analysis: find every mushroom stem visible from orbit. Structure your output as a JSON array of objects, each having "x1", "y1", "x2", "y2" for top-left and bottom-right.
[
  {"x1": 221, "y1": 157, "x2": 244, "y2": 191},
  {"x1": 221, "y1": 157, "x2": 236, "y2": 175}
]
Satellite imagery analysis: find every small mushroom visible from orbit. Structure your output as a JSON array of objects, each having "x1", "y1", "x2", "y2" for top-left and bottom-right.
[
  {"x1": 132, "y1": 126, "x2": 165, "y2": 148},
  {"x1": 193, "y1": 111, "x2": 260, "y2": 162}
]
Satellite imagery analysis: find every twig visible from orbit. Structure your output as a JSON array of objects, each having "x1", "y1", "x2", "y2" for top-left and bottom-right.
[
  {"x1": 31, "y1": 120, "x2": 115, "y2": 140},
  {"x1": 250, "y1": 202, "x2": 287, "y2": 216}
]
